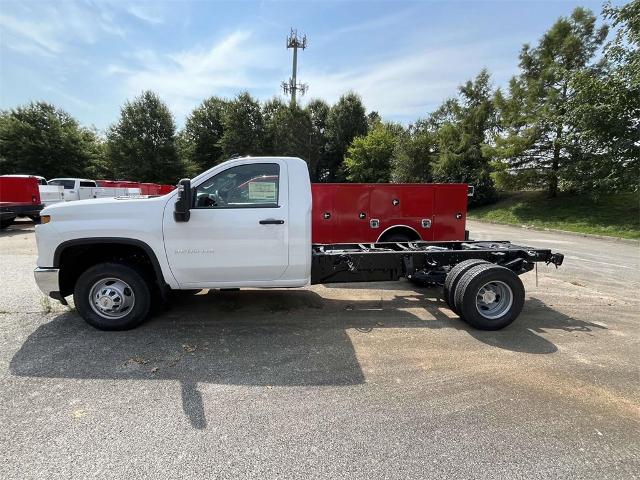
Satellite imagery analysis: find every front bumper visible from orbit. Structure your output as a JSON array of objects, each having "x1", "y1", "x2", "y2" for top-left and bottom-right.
[{"x1": 34, "y1": 267, "x2": 66, "y2": 304}]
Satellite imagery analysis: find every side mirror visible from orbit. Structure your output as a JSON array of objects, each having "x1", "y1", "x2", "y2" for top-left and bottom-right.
[{"x1": 174, "y1": 178, "x2": 192, "y2": 222}]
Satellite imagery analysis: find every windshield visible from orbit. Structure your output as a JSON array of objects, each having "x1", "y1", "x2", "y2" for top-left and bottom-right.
[{"x1": 48, "y1": 180, "x2": 75, "y2": 189}]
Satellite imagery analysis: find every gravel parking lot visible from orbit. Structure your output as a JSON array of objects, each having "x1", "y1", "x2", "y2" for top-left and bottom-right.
[{"x1": 1, "y1": 219, "x2": 638, "y2": 479}]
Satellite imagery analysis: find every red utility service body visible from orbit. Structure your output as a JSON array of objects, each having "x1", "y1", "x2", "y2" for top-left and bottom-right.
[
  {"x1": 0, "y1": 176, "x2": 44, "y2": 226},
  {"x1": 0, "y1": 176, "x2": 42, "y2": 205},
  {"x1": 95, "y1": 180, "x2": 175, "y2": 196},
  {"x1": 311, "y1": 183, "x2": 469, "y2": 244}
]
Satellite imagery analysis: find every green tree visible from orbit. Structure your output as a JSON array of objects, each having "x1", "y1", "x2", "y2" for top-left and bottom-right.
[
  {"x1": 107, "y1": 91, "x2": 183, "y2": 184},
  {"x1": 82, "y1": 132, "x2": 111, "y2": 179},
  {"x1": 261, "y1": 97, "x2": 287, "y2": 155},
  {"x1": 181, "y1": 96, "x2": 227, "y2": 172},
  {"x1": 321, "y1": 92, "x2": 368, "y2": 181},
  {"x1": 391, "y1": 127, "x2": 436, "y2": 183},
  {"x1": 565, "y1": 1, "x2": 639, "y2": 194},
  {"x1": 434, "y1": 70, "x2": 497, "y2": 205},
  {"x1": 494, "y1": 7, "x2": 608, "y2": 197},
  {"x1": 0, "y1": 102, "x2": 102, "y2": 179},
  {"x1": 344, "y1": 123, "x2": 400, "y2": 182},
  {"x1": 220, "y1": 92, "x2": 265, "y2": 158},
  {"x1": 306, "y1": 99, "x2": 330, "y2": 181},
  {"x1": 264, "y1": 102, "x2": 312, "y2": 160}
]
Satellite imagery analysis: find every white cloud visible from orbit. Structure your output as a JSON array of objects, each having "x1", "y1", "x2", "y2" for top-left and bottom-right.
[
  {"x1": 0, "y1": 13, "x2": 64, "y2": 55},
  {"x1": 0, "y1": 1, "x2": 127, "y2": 57},
  {"x1": 303, "y1": 41, "x2": 515, "y2": 120},
  {"x1": 107, "y1": 31, "x2": 283, "y2": 118},
  {"x1": 0, "y1": 1, "x2": 167, "y2": 58},
  {"x1": 126, "y1": 4, "x2": 164, "y2": 25}
]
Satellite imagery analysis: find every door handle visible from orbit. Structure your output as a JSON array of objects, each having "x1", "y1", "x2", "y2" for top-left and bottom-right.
[{"x1": 259, "y1": 219, "x2": 285, "y2": 225}]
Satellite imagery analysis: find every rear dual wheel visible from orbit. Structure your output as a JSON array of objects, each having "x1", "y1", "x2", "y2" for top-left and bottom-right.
[
  {"x1": 443, "y1": 259, "x2": 489, "y2": 313},
  {"x1": 447, "y1": 263, "x2": 525, "y2": 330}
]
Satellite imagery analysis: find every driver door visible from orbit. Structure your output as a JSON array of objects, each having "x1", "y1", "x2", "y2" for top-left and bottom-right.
[{"x1": 162, "y1": 161, "x2": 289, "y2": 286}]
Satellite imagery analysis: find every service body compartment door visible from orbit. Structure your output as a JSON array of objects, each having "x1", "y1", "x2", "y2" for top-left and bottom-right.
[
  {"x1": 369, "y1": 186, "x2": 435, "y2": 241},
  {"x1": 400, "y1": 186, "x2": 435, "y2": 241},
  {"x1": 432, "y1": 184, "x2": 468, "y2": 240},
  {"x1": 311, "y1": 184, "x2": 335, "y2": 244},
  {"x1": 163, "y1": 160, "x2": 289, "y2": 286},
  {"x1": 333, "y1": 185, "x2": 371, "y2": 243}
]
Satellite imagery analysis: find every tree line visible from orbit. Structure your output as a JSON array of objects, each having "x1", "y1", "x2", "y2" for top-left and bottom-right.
[{"x1": 0, "y1": 3, "x2": 637, "y2": 205}]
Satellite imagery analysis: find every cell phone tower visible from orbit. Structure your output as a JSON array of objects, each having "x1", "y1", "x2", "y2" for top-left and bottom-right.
[{"x1": 281, "y1": 29, "x2": 308, "y2": 106}]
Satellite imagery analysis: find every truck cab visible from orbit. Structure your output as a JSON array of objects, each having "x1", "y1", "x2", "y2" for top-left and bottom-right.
[
  {"x1": 35, "y1": 157, "x2": 312, "y2": 314},
  {"x1": 163, "y1": 157, "x2": 311, "y2": 288}
]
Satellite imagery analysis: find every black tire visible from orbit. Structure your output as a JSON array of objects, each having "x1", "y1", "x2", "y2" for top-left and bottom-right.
[
  {"x1": 453, "y1": 264, "x2": 525, "y2": 330},
  {"x1": 0, "y1": 218, "x2": 15, "y2": 230},
  {"x1": 443, "y1": 259, "x2": 489, "y2": 313},
  {"x1": 74, "y1": 262, "x2": 152, "y2": 331}
]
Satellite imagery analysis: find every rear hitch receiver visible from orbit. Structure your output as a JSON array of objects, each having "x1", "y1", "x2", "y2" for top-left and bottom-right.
[{"x1": 548, "y1": 253, "x2": 564, "y2": 267}]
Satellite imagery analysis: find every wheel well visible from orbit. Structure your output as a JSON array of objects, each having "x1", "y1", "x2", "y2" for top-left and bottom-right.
[
  {"x1": 378, "y1": 226, "x2": 421, "y2": 242},
  {"x1": 57, "y1": 242, "x2": 162, "y2": 297}
]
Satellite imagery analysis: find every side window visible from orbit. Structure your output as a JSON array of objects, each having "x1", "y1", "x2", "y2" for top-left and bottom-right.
[
  {"x1": 194, "y1": 163, "x2": 280, "y2": 209},
  {"x1": 80, "y1": 181, "x2": 96, "y2": 187},
  {"x1": 49, "y1": 180, "x2": 75, "y2": 189}
]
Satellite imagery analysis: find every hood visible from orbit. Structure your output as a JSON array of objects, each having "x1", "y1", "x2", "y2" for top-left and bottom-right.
[{"x1": 41, "y1": 194, "x2": 173, "y2": 218}]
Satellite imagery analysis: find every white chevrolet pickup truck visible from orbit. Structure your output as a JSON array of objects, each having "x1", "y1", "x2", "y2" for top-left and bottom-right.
[{"x1": 34, "y1": 156, "x2": 563, "y2": 331}]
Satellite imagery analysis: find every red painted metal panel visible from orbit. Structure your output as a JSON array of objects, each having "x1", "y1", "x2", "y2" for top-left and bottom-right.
[
  {"x1": 0, "y1": 176, "x2": 41, "y2": 204},
  {"x1": 400, "y1": 186, "x2": 435, "y2": 241},
  {"x1": 334, "y1": 184, "x2": 371, "y2": 243},
  {"x1": 158, "y1": 184, "x2": 176, "y2": 195},
  {"x1": 96, "y1": 180, "x2": 172, "y2": 195},
  {"x1": 432, "y1": 184, "x2": 468, "y2": 241},
  {"x1": 139, "y1": 183, "x2": 161, "y2": 195},
  {"x1": 311, "y1": 184, "x2": 336, "y2": 243},
  {"x1": 311, "y1": 183, "x2": 467, "y2": 244}
]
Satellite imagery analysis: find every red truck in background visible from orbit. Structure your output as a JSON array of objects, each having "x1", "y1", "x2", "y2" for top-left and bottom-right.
[
  {"x1": 312, "y1": 183, "x2": 470, "y2": 243},
  {"x1": 0, "y1": 176, "x2": 44, "y2": 228},
  {"x1": 95, "y1": 180, "x2": 175, "y2": 196}
]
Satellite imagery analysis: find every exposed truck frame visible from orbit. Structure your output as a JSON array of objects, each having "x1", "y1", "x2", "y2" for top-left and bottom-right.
[{"x1": 311, "y1": 240, "x2": 563, "y2": 285}]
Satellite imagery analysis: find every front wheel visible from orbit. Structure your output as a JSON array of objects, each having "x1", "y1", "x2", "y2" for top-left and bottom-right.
[{"x1": 74, "y1": 262, "x2": 152, "y2": 331}]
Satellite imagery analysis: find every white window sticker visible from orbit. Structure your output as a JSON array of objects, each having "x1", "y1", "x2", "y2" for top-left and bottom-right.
[{"x1": 248, "y1": 181, "x2": 277, "y2": 201}]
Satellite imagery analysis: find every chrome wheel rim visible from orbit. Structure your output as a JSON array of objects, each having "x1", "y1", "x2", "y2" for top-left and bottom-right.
[
  {"x1": 89, "y1": 277, "x2": 135, "y2": 320},
  {"x1": 475, "y1": 280, "x2": 513, "y2": 320}
]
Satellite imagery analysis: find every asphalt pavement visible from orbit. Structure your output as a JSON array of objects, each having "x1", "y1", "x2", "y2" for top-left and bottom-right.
[{"x1": 1, "y1": 219, "x2": 638, "y2": 479}]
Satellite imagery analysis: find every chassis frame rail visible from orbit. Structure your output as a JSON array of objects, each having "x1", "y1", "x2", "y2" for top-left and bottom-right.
[{"x1": 311, "y1": 240, "x2": 564, "y2": 285}]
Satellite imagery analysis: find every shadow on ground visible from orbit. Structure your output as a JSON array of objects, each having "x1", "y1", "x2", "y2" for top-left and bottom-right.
[
  {"x1": 10, "y1": 287, "x2": 604, "y2": 430},
  {"x1": 0, "y1": 222, "x2": 36, "y2": 238}
]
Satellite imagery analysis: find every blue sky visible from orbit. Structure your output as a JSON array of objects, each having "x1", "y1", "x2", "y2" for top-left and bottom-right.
[{"x1": 1, "y1": 0, "x2": 608, "y2": 132}]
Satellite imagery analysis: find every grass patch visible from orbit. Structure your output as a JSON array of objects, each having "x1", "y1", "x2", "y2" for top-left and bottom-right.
[{"x1": 469, "y1": 191, "x2": 640, "y2": 240}]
